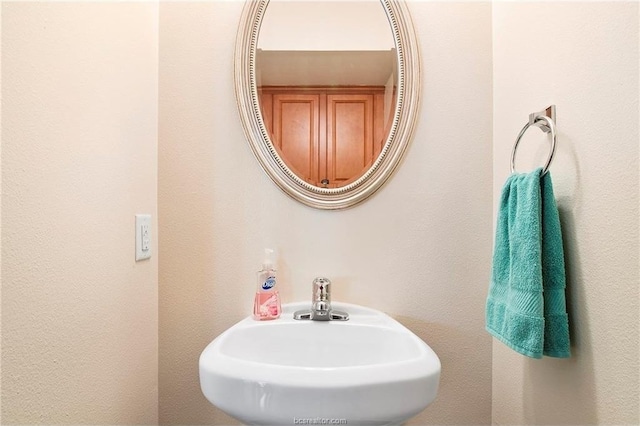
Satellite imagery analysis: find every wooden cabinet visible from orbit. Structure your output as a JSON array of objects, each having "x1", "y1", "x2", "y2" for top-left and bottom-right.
[{"x1": 259, "y1": 86, "x2": 389, "y2": 188}]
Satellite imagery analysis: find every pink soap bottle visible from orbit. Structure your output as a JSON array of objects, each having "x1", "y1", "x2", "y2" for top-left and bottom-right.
[{"x1": 253, "y1": 248, "x2": 281, "y2": 320}]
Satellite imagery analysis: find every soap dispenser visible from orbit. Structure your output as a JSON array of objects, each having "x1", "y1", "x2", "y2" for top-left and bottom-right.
[{"x1": 253, "y1": 248, "x2": 281, "y2": 320}]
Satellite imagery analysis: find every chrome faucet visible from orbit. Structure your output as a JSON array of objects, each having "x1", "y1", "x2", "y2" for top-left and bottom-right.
[{"x1": 293, "y1": 277, "x2": 349, "y2": 321}]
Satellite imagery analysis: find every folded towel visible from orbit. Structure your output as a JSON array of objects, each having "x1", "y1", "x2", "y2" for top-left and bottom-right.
[{"x1": 486, "y1": 168, "x2": 570, "y2": 358}]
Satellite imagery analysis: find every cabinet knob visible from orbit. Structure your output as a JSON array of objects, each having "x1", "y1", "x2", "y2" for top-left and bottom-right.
[{"x1": 320, "y1": 179, "x2": 329, "y2": 187}]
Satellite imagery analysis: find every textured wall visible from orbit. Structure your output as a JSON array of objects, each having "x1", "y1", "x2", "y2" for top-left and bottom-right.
[
  {"x1": 3, "y1": 2, "x2": 638, "y2": 425},
  {"x1": 0, "y1": 4, "x2": 3, "y2": 425},
  {"x1": 1, "y1": 3, "x2": 159, "y2": 424},
  {"x1": 491, "y1": 2, "x2": 639, "y2": 425},
  {"x1": 158, "y1": 2, "x2": 493, "y2": 425}
]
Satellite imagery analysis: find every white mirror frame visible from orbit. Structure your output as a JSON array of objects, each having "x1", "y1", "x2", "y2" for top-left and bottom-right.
[{"x1": 235, "y1": 0, "x2": 421, "y2": 210}]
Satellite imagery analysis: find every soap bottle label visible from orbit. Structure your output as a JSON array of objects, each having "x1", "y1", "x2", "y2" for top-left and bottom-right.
[{"x1": 262, "y1": 276, "x2": 276, "y2": 290}]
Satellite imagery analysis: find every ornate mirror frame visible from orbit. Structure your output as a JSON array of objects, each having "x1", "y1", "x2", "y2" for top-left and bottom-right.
[{"x1": 235, "y1": 0, "x2": 421, "y2": 210}]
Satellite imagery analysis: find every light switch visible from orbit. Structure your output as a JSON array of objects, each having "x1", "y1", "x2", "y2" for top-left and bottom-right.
[
  {"x1": 141, "y1": 223, "x2": 150, "y2": 251},
  {"x1": 135, "y1": 214, "x2": 151, "y2": 261}
]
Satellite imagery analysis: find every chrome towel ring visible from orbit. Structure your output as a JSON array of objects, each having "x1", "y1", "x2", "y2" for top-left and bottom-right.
[{"x1": 510, "y1": 105, "x2": 557, "y2": 176}]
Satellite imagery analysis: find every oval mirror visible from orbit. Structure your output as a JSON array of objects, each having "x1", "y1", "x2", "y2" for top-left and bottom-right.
[{"x1": 235, "y1": 0, "x2": 420, "y2": 210}]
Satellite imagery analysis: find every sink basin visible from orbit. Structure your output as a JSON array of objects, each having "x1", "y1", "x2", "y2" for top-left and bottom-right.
[{"x1": 199, "y1": 302, "x2": 441, "y2": 425}]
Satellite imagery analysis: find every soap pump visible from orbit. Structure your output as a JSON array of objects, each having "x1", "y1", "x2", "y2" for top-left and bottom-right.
[{"x1": 253, "y1": 248, "x2": 281, "y2": 320}]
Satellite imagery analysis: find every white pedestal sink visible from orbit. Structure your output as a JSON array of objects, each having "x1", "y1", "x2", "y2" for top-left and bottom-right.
[{"x1": 199, "y1": 302, "x2": 441, "y2": 426}]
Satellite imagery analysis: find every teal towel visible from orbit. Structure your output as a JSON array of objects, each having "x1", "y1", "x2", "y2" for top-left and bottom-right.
[{"x1": 486, "y1": 168, "x2": 570, "y2": 358}]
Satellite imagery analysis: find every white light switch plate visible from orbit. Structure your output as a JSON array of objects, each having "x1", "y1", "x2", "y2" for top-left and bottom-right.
[{"x1": 135, "y1": 214, "x2": 152, "y2": 261}]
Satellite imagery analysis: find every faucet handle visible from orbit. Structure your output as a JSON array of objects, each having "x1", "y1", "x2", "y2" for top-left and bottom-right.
[
  {"x1": 294, "y1": 277, "x2": 348, "y2": 321},
  {"x1": 312, "y1": 277, "x2": 331, "y2": 303}
]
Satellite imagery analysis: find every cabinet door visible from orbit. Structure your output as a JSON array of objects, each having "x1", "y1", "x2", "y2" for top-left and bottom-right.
[
  {"x1": 325, "y1": 94, "x2": 375, "y2": 188},
  {"x1": 272, "y1": 94, "x2": 321, "y2": 185}
]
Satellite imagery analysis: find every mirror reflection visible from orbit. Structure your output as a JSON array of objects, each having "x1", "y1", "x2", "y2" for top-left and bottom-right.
[{"x1": 256, "y1": 0, "x2": 397, "y2": 188}]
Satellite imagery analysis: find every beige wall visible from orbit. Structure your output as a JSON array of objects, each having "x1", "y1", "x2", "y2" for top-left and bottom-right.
[
  {"x1": 1, "y1": 3, "x2": 159, "y2": 424},
  {"x1": 0, "y1": 3, "x2": 3, "y2": 425},
  {"x1": 492, "y1": 2, "x2": 639, "y2": 425},
  {"x1": 3, "y1": 1, "x2": 638, "y2": 425},
  {"x1": 1, "y1": 4, "x2": 3, "y2": 425},
  {"x1": 158, "y1": 2, "x2": 493, "y2": 425}
]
